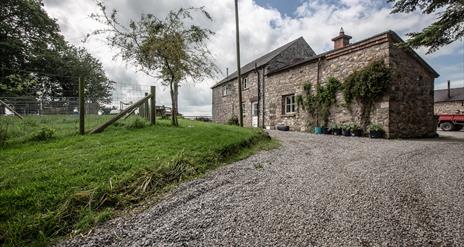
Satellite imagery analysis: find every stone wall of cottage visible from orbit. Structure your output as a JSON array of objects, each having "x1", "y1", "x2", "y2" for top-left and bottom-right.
[
  {"x1": 263, "y1": 36, "x2": 391, "y2": 133},
  {"x1": 213, "y1": 33, "x2": 437, "y2": 138},
  {"x1": 321, "y1": 41, "x2": 390, "y2": 132},
  {"x1": 212, "y1": 70, "x2": 261, "y2": 127},
  {"x1": 434, "y1": 101, "x2": 464, "y2": 115},
  {"x1": 388, "y1": 44, "x2": 436, "y2": 138},
  {"x1": 263, "y1": 61, "x2": 318, "y2": 131}
]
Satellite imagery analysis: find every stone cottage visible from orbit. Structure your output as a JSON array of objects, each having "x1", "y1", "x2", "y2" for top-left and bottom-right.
[
  {"x1": 212, "y1": 29, "x2": 439, "y2": 138},
  {"x1": 434, "y1": 82, "x2": 464, "y2": 114}
]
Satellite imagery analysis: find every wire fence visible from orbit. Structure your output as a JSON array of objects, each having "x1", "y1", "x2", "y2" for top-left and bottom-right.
[{"x1": 0, "y1": 96, "x2": 97, "y2": 115}]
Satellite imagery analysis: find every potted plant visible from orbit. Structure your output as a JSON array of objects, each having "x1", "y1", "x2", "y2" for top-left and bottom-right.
[
  {"x1": 350, "y1": 123, "x2": 363, "y2": 137},
  {"x1": 322, "y1": 126, "x2": 330, "y2": 134},
  {"x1": 330, "y1": 123, "x2": 342, "y2": 136},
  {"x1": 368, "y1": 123, "x2": 384, "y2": 138},
  {"x1": 341, "y1": 123, "x2": 351, "y2": 136}
]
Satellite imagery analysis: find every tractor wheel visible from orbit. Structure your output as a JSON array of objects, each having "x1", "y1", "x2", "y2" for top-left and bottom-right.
[{"x1": 440, "y1": 122, "x2": 454, "y2": 131}]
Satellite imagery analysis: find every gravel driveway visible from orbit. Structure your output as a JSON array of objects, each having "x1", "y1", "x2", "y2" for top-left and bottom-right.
[{"x1": 60, "y1": 131, "x2": 464, "y2": 246}]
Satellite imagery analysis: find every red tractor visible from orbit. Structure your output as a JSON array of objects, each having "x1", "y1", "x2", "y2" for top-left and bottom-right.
[{"x1": 437, "y1": 114, "x2": 464, "y2": 131}]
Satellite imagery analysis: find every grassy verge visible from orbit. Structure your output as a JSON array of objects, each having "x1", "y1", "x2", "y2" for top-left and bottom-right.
[{"x1": 0, "y1": 116, "x2": 276, "y2": 246}]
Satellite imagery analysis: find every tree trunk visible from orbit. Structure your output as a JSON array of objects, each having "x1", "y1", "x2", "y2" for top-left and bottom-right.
[
  {"x1": 169, "y1": 80, "x2": 178, "y2": 126},
  {"x1": 174, "y1": 81, "x2": 179, "y2": 126}
]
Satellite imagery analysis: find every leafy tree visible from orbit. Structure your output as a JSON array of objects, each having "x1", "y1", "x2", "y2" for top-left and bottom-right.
[
  {"x1": 1, "y1": 0, "x2": 113, "y2": 106},
  {"x1": 388, "y1": 0, "x2": 464, "y2": 53},
  {"x1": 89, "y1": 2, "x2": 218, "y2": 126},
  {"x1": 47, "y1": 45, "x2": 114, "y2": 104},
  {"x1": 0, "y1": 0, "x2": 62, "y2": 96}
]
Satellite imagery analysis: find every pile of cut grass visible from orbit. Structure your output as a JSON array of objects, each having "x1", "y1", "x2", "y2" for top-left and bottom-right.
[{"x1": 0, "y1": 116, "x2": 276, "y2": 246}]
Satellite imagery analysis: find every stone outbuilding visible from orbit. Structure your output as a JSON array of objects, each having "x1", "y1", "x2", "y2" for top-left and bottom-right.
[
  {"x1": 212, "y1": 29, "x2": 440, "y2": 138},
  {"x1": 434, "y1": 83, "x2": 464, "y2": 115}
]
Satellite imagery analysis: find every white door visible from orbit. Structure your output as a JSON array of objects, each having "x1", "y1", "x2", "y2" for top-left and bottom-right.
[{"x1": 252, "y1": 102, "x2": 258, "y2": 128}]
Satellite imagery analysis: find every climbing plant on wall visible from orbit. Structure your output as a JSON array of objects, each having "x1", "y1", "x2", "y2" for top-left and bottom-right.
[
  {"x1": 297, "y1": 77, "x2": 341, "y2": 128},
  {"x1": 316, "y1": 77, "x2": 341, "y2": 127},
  {"x1": 343, "y1": 60, "x2": 392, "y2": 128}
]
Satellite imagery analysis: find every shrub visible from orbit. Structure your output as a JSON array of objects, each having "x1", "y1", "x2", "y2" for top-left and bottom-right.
[
  {"x1": 348, "y1": 122, "x2": 361, "y2": 132},
  {"x1": 31, "y1": 126, "x2": 56, "y2": 141},
  {"x1": 227, "y1": 115, "x2": 239, "y2": 125},
  {"x1": 367, "y1": 123, "x2": 384, "y2": 132},
  {"x1": 125, "y1": 117, "x2": 147, "y2": 129},
  {"x1": 342, "y1": 122, "x2": 360, "y2": 132}
]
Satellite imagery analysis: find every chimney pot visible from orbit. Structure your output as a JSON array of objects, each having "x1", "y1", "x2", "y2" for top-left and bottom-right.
[{"x1": 332, "y1": 27, "x2": 352, "y2": 50}]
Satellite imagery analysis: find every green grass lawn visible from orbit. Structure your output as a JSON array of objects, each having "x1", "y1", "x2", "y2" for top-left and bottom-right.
[{"x1": 0, "y1": 116, "x2": 276, "y2": 246}]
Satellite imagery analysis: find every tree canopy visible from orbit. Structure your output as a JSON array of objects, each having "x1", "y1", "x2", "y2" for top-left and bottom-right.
[
  {"x1": 388, "y1": 0, "x2": 464, "y2": 53},
  {"x1": 90, "y1": 2, "x2": 218, "y2": 126},
  {"x1": 0, "y1": 0, "x2": 113, "y2": 104}
]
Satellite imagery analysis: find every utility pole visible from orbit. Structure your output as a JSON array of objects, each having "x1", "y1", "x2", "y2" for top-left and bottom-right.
[{"x1": 235, "y1": 0, "x2": 243, "y2": 127}]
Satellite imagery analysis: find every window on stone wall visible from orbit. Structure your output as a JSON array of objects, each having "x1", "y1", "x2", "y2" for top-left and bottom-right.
[
  {"x1": 242, "y1": 103, "x2": 246, "y2": 118},
  {"x1": 283, "y1": 94, "x2": 296, "y2": 114},
  {"x1": 242, "y1": 77, "x2": 248, "y2": 89},
  {"x1": 222, "y1": 84, "x2": 228, "y2": 96}
]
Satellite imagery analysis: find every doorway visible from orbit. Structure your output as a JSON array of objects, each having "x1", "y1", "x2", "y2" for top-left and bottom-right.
[{"x1": 251, "y1": 101, "x2": 258, "y2": 128}]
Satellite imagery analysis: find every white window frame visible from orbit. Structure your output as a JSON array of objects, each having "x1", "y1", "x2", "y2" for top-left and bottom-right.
[
  {"x1": 222, "y1": 84, "x2": 228, "y2": 96},
  {"x1": 242, "y1": 103, "x2": 246, "y2": 118},
  {"x1": 284, "y1": 94, "x2": 296, "y2": 114}
]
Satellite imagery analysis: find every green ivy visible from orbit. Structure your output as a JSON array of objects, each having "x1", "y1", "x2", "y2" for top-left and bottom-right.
[
  {"x1": 343, "y1": 60, "x2": 392, "y2": 128},
  {"x1": 297, "y1": 77, "x2": 341, "y2": 127},
  {"x1": 316, "y1": 77, "x2": 341, "y2": 126}
]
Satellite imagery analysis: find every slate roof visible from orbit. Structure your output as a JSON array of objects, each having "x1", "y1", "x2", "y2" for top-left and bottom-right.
[
  {"x1": 212, "y1": 37, "x2": 314, "y2": 88},
  {"x1": 267, "y1": 30, "x2": 439, "y2": 78},
  {"x1": 435, "y1": 87, "x2": 464, "y2": 103}
]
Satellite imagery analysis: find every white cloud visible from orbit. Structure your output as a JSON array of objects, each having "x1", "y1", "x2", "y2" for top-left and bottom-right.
[{"x1": 43, "y1": 0, "x2": 464, "y2": 116}]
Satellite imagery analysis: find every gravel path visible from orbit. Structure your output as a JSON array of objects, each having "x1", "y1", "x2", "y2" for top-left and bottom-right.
[{"x1": 60, "y1": 131, "x2": 464, "y2": 246}]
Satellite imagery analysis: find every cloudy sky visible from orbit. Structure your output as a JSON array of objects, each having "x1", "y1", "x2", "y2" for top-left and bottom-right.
[{"x1": 43, "y1": 0, "x2": 464, "y2": 116}]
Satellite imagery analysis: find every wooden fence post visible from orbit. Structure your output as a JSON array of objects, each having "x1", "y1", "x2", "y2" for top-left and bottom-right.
[
  {"x1": 144, "y1": 93, "x2": 149, "y2": 120},
  {"x1": 150, "y1": 86, "x2": 156, "y2": 125},
  {"x1": 79, "y1": 77, "x2": 85, "y2": 135}
]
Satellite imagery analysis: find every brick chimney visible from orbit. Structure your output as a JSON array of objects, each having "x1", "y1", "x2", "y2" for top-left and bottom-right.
[{"x1": 332, "y1": 27, "x2": 352, "y2": 50}]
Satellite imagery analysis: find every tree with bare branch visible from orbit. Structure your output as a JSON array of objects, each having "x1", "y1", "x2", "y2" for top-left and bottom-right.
[{"x1": 88, "y1": 2, "x2": 218, "y2": 126}]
